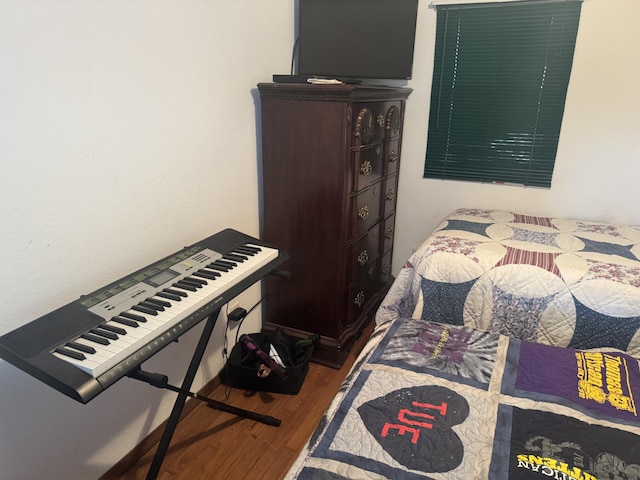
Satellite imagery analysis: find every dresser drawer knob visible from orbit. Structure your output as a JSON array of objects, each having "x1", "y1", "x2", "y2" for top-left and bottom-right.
[
  {"x1": 385, "y1": 227, "x2": 394, "y2": 239},
  {"x1": 376, "y1": 114, "x2": 385, "y2": 127},
  {"x1": 360, "y1": 161, "x2": 372, "y2": 176},
  {"x1": 375, "y1": 145, "x2": 382, "y2": 157},
  {"x1": 357, "y1": 249, "x2": 369, "y2": 265},
  {"x1": 354, "y1": 291, "x2": 365, "y2": 307},
  {"x1": 389, "y1": 150, "x2": 398, "y2": 163},
  {"x1": 358, "y1": 206, "x2": 369, "y2": 220},
  {"x1": 386, "y1": 188, "x2": 396, "y2": 201}
]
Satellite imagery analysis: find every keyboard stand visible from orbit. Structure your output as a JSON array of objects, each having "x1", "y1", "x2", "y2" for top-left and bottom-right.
[{"x1": 126, "y1": 308, "x2": 281, "y2": 480}]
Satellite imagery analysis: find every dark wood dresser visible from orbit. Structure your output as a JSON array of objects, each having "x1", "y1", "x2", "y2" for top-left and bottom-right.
[{"x1": 258, "y1": 83, "x2": 412, "y2": 368}]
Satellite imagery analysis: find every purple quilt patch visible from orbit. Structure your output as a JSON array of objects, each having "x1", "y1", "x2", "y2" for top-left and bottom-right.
[{"x1": 515, "y1": 341, "x2": 640, "y2": 423}]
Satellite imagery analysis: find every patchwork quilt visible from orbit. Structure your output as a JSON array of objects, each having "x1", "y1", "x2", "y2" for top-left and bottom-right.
[
  {"x1": 285, "y1": 319, "x2": 640, "y2": 479},
  {"x1": 376, "y1": 209, "x2": 640, "y2": 358}
]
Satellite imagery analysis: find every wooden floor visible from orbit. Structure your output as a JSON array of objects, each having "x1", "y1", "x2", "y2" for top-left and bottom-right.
[{"x1": 100, "y1": 322, "x2": 373, "y2": 480}]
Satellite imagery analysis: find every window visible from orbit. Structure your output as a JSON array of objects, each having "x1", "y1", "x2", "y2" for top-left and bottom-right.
[{"x1": 423, "y1": 0, "x2": 582, "y2": 188}]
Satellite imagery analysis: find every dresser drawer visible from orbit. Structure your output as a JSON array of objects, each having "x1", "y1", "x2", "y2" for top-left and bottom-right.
[
  {"x1": 346, "y1": 268, "x2": 378, "y2": 326},
  {"x1": 347, "y1": 225, "x2": 380, "y2": 283},
  {"x1": 350, "y1": 182, "x2": 381, "y2": 239},
  {"x1": 352, "y1": 143, "x2": 383, "y2": 192}
]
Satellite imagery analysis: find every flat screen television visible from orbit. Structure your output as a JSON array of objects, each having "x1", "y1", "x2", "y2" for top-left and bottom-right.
[{"x1": 297, "y1": 0, "x2": 419, "y2": 81}]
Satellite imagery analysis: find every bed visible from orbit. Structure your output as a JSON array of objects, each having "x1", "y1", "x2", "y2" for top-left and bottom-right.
[{"x1": 285, "y1": 208, "x2": 640, "y2": 479}]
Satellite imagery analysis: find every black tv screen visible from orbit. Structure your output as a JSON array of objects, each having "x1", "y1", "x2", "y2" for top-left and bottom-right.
[{"x1": 297, "y1": 0, "x2": 419, "y2": 81}]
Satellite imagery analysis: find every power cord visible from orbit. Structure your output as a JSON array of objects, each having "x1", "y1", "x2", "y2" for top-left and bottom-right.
[{"x1": 221, "y1": 294, "x2": 267, "y2": 398}]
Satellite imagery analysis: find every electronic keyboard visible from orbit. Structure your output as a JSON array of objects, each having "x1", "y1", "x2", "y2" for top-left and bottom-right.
[{"x1": 0, "y1": 229, "x2": 286, "y2": 403}]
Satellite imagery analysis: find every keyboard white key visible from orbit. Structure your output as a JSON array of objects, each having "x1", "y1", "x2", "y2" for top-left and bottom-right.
[{"x1": 55, "y1": 244, "x2": 278, "y2": 377}]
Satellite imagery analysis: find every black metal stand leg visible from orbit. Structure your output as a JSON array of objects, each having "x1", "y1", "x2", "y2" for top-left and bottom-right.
[
  {"x1": 131, "y1": 309, "x2": 281, "y2": 480},
  {"x1": 144, "y1": 310, "x2": 220, "y2": 480},
  {"x1": 128, "y1": 369, "x2": 281, "y2": 427},
  {"x1": 167, "y1": 384, "x2": 281, "y2": 426}
]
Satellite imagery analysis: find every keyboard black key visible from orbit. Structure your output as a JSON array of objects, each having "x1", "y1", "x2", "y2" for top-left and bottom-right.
[
  {"x1": 223, "y1": 253, "x2": 247, "y2": 262},
  {"x1": 140, "y1": 301, "x2": 164, "y2": 312},
  {"x1": 216, "y1": 259, "x2": 237, "y2": 268},
  {"x1": 90, "y1": 328, "x2": 118, "y2": 340},
  {"x1": 180, "y1": 278, "x2": 205, "y2": 288},
  {"x1": 120, "y1": 312, "x2": 148, "y2": 323},
  {"x1": 66, "y1": 342, "x2": 96, "y2": 354},
  {"x1": 235, "y1": 245, "x2": 261, "y2": 255},
  {"x1": 157, "y1": 291, "x2": 182, "y2": 301},
  {"x1": 233, "y1": 248, "x2": 255, "y2": 256},
  {"x1": 146, "y1": 297, "x2": 171, "y2": 308},
  {"x1": 193, "y1": 271, "x2": 219, "y2": 280},
  {"x1": 132, "y1": 305, "x2": 158, "y2": 315},
  {"x1": 173, "y1": 282, "x2": 197, "y2": 292},
  {"x1": 112, "y1": 316, "x2": 140, "y2": 327},
  {"x1": 206, "y1": 263, "x2": 229, "y2": 272},
  {"x1": 99, "y1": 324, "x2": 127, "y2": 335},
  {"x1": 81, "y1": 333, "x2": 110, "y2": 345},
  {"x1": 55, "y1": 347, "x2": 86, "y2": 361},
  {"x1": 184, "y1": 276, "x2": 207, "y2": 285},
  {"x1": 163, "y1": 288, "x2": 188, "y2": 297}
]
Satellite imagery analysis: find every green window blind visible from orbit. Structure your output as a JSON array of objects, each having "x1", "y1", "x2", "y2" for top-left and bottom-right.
[{"x1": 424, "y1": 0, "x2": 582, "y2": 188}]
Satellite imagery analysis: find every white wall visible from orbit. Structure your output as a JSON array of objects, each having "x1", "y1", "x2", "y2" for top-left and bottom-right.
[
  {"x1": 1, "y1": 0, "x2": 639, "y2": 478},
  {"x1": 393, "y1": 0, "x2": 640, "y2": 272},
  {"x1": 0, "y1": 1, "x2": 294, "y2": 479}
]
